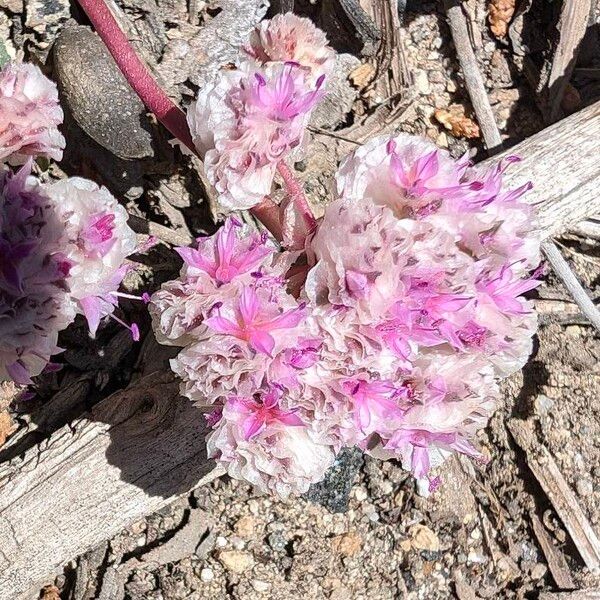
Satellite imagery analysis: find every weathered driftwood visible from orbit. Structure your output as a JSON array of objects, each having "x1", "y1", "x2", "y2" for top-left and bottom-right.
[
  {"x1": 1, "y1": 100, "x2": 600, "y2": 600},
  {"x1": 530, "y1": 511, "x2": 575, "y2": 590},
  {"x1": 509, "y1": 419, "x2": 600, "y2": 572},
  {"x1": 547, "y1": 0, "x2": 592, "y2": 121},
  {"x1": 0, "y1": 370, "x2": 220, "y2": 600}
]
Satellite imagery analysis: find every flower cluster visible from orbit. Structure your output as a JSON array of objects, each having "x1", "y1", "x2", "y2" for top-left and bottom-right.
[
  {"x1": 187, "y1": 13, "x2": 334, "y2": 212},
  {"x1": 153, "y1": 14, "x2": 541, "y2": 498},
  {"x1": 0, "y1": 61, "x2": 138, "y2": 385}
]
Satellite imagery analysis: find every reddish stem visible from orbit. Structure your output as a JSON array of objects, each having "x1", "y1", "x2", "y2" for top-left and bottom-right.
[
  {"x1": 276, "y1": 162, "x2": 317, "y2": 231},
  {"x1": 77, "y1": 0, "x2": 195, "y2": 154},
  {"x1": 76, "y1": 0, "x2": 283, "y2": 240}
]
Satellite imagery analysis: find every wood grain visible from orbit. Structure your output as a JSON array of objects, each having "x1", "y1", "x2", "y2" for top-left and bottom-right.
[
  {"x1": 484, "y1": 100, "x2": 600, "y2": 239},
  {"x1": 0, "y1": 371, "x2": 218, "y2": 600},
  {"x1": 0, "y1": 100, "x2": 600, "y2": 600}
]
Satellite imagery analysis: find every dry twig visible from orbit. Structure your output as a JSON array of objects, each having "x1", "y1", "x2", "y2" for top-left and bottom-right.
[
  {"x1": 443, "y1": 0, "x2": 503, "y2": 152},
  {"x1": 509, "y1": 419, "x2": 600, "y2": 572},
  {"x1": 547, "y1": 0, "x2": 593, "y2": 121}
]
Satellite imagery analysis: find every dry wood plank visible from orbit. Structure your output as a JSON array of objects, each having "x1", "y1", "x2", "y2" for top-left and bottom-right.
[
  {"x1": 1, "y1": 99, "x2": 600, "y2": 600},
  {"x1": 547, "y1": 0, "x2": 592, "y2": 121},
  {"x1": 508, "y1": 419, "x2": 600, "y2": 572},
  {"x1": 530, "y1": 511, "x2": 575, "y2": 590},
  {"x1": 483, "y1": 100, "x2": 600, "y2": 239},
  {"x1": 0, "y1": 370, "x2": 220, "y2": 600}
]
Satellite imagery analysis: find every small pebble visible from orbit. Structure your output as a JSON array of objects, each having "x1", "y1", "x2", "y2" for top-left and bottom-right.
[
  {"x1": 252, "y1": 580, "x2": 271, "y2": 592},
  {"x1": 354, "y1": 488, "x2": 368, "y2": 502},
  {"x1": 200, "y1": 567, "x2": 214, "y2": 582},
  {"x1": 216, "y1": 536, "x2": 227, "y2": 548},
  {"x1": 576, "y1": 479, "x2": 593, "y2": 497},
  {"x1": 531, "y1": 563, "x2": 548, "y2": 580}
]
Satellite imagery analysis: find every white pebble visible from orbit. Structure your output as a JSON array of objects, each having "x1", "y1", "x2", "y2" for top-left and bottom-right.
[{"x1": 200, "y1": 567, "x2": 214, "y2": 582}]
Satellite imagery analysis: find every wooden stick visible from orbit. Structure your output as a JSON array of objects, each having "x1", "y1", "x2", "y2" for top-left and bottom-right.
[
  {"x1": 509, "y1": 419, "x2": 600, "y2": 572},
  {"x1": 443, "y1": 0, "x2": 503, "y2": 152},
  {"x1": 547, "y1": 0, "x2": 592, "y2": 121}
]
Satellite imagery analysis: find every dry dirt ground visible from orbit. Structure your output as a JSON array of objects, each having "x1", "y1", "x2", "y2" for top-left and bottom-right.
[{"x1": 2, "y1": 0, "x2": 600, "y2": 599}]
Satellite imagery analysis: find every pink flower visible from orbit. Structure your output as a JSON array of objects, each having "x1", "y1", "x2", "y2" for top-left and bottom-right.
[
  {"x1": 205, "y1": 286, "x2": 306, "y2": 355},
  {"x1": 342, "y1": 378, "x2": 403, "y2": 437},
  {"x1": 0, "y1": 62, "x2": 65, "y2": 164},
  {"x1": 150, "y1": 217, "x2": 280, "y2": 345},
  {"x1": 176, "y1": 217, "x2": 271, "y2": 285},
  {"x1": 207, "y1": 398, "x2": 334, "y2": 499},
  {"x1": 244, "y1": 13, "x2": 335, "y2": 81},
  {"x1": 188, "y1": 61, "x2": 325, "y2": 212},
  {"x1": 44, "y1": 177, "x2": 137, "y2": 337},
  {"x1": 228, "y1": 387, "x2": 304, "y2": 439},
  {"x1": 0, "y1": 162, "x2": 74, "y2": 384}
]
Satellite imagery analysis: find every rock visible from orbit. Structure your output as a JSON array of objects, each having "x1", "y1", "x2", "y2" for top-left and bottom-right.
[
  {"x1": 234, "y1": 515, "x2": 257, "y2": 539},
  {"x1": 200, "y1": 567, "x2": 214, "y2": 582},
  {"x1": 54, "y1": 26, "x2": 154, "y2": 160},
  {"x1": 415, "y1": 70, "x2": 431, "y2": 95},
  {"x1": 304, "y1": 447, "x2": 363, "y2": 513},
  {"x1": 0, "y1": 0, "x2": 23, "y2": 12},
  {"x1": 25, "y1": 0, "x2": 70, "y2": 51},
  {"x1": 354, "y1": 487, "x2": 368, "y2": 502},
  {"x1": 530, "y1": 563, "x2": 547, "y2": 580},
  {"x1": 252, "y1": 580, "x2": 271, "y2": 592},
  {"x1": 331, "y1": 531, "x2": 362, "y2": 557},
  {"x1": 266, "y1": 531, "x2": 287, "y2": 552},
  {"x1": 576, "y1": 479, "x2": 593, "y2": 497},
  {"x1": 409, "y1": 525, "x2": 440, "y2": 552},
  {"x1": 218, "y1": 550, "x2": 255, "y2": 574},
  {"x1": 534, "y1": 394, "x2": 554, "y2": 415}
]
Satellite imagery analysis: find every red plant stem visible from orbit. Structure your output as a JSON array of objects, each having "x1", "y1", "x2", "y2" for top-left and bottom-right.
[
  {"x1": 76, "y1": 0, "x2": 195, "y2": 154},
  {"x1": 277, "y1": 162, "x2": 317, "y2": 230},
  {"x1": 76, "y1": 0, "x2": 283, "y2": 240}
]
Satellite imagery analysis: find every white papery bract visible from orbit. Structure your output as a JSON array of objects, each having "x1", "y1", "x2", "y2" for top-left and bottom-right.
[
  {"x1": 0, "y1": 62, "x2": 65, "y2": 164},
  {"x1": 44, "y1": 177, "x2": 137, "y2": 336}
]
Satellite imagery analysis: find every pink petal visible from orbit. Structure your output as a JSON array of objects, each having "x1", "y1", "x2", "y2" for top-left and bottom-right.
[
  {"x1": 204, "y1": 316, "x2": 242, "y2": 336},
  {"x1": 248, "y1": 329, "x2": 275, "y2": 355},
  {"x1": 79, "y1": 296, "x2": 102, "y2": 337},
  {"x1": 238, "y1": 287, "x2": 260, "y2": 324}
]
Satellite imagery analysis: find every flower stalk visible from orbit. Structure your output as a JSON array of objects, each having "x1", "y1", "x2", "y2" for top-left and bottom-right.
[{"x1": 277, "y1": 161, "x2": 317, "y2": 231}]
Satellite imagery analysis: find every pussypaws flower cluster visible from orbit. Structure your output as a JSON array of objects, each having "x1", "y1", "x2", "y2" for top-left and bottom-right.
[
  {"x1": 150, "y1": 13, "x2": 542, "y2": 499},
  {"x1": 0, "y1": 61, "x2": 137, "y2": 385},
  {"x1": 187, "y1": 12, "x2": 334, "y2": 212}
]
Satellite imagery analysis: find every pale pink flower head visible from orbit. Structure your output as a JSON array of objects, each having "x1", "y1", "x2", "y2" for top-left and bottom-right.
[
  {"x1": 149, "y1": 217, "x2": 287, "y2": 346},
  {"x1": 227, "y1": 386, "x2": 304, "y2": 440},
  {"x1": 207, "y1": 392, "x2": 334, "y2": 499},
  {"x1": 176, "y1": 217, "x2": 272, "y2": 286},
  {"x1": 305, "y1": 197, "x2": 413, "y2": 322},
  {"x1": 0, "y1": 62, "x2": 65, "y2": 164},
  {"x1": 368, "y1": 353, "x2": 498, "y2": 486},
  {"x1": 204, "y1": 285, "x2": 306, "y2": 356},
  {"x1": 188, "y1": 61, "x2": 325, "y2": 212},
  {"x1": 0, "y1": 162, "x2": 74, "y2": 384},
  {"x1": 335, "y1": 134, "x2": 467, "y2": 218},
  {"x1": 244, "y1": 13, "x2": 335, "y2": 81},
  {"x1": 44, "y1": 177, "x2": 137, "y2": 336},
  {"x1": 172, "y1": 335, "x2": 270, "y2": 405}
]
